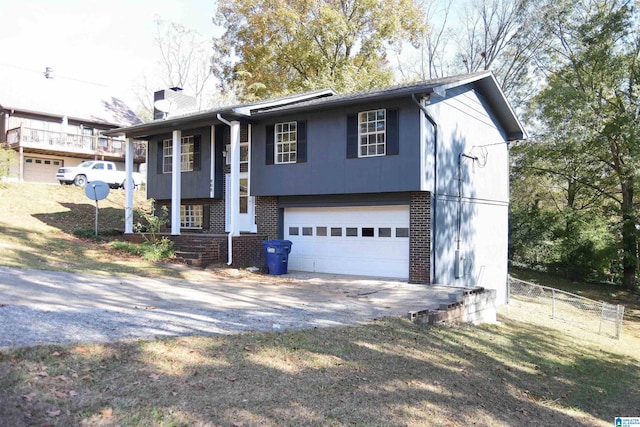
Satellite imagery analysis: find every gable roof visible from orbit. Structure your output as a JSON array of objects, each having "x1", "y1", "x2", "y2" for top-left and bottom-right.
[
  {"x1": 250, "y1": 71, "x2": 525, "y2": 140},
  {"x1": 106, "y1": 71, "x2": 525, "y2": 140},
  {"x1": 0, "y1": 64, "x2": 141, "y2": 128}
]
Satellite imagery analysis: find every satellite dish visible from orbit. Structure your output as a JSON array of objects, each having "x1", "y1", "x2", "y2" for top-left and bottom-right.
[
  {"x1": 154, "y1": 99, "x2": 175, "y2": 119},
  {"x1": 85, "y1": 181, "x2": 110, "y2": 201}
]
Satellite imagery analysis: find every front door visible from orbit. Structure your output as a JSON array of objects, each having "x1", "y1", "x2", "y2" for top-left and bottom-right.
[{"x1": 225, "y1": 171, "x2": 256, "y2": 232}]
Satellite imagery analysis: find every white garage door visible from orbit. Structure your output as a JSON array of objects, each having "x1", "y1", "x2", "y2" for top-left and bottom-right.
[
  {"x1": 24, "y1": 157, "x2": 63, "y2": 184},
  {"x1": 284, "y1": 205, "x2": 410, "y2": 278}
]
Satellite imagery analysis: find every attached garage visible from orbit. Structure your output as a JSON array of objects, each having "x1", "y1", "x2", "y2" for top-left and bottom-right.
[
  {"x1": 24, "y1": 157, "x2": 63, "y2": 184},
  {"x1": 284, "y1": 205, "x2": 410, "y2": 278}
]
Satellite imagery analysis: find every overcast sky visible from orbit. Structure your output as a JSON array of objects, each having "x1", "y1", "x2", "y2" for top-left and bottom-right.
[{"x1": 0, "y1": 0, "x2": 217, "y2": 107}]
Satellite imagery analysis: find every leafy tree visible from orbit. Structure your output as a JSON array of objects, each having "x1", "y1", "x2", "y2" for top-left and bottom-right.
[
  {"x1": 529, "y1": 0, "x2": 640, "y2": 290},
  {"x1": 213, "y1": 0, "x2": 425, "y2": 101}
]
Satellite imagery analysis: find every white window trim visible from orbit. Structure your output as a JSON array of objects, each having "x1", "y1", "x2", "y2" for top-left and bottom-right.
[
  {"x1": 358, "y1": 109, "x2": 386, "y2": 158},
  {"x1": 275, "y1": 121, "x2": 297, "y2": 164},
  {"x1": 163, "y1": 135, "x2": 195, "y2": 173}
]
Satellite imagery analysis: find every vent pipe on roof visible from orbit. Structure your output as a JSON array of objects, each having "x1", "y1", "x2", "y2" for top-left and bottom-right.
[{"x1": 44, "y1": 67, "x2": 54, "y2": 79}]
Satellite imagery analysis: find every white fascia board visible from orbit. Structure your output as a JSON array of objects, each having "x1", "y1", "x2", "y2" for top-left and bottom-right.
[{"x1": 232, "y1": 89, "x2": 336, "y2": 116}]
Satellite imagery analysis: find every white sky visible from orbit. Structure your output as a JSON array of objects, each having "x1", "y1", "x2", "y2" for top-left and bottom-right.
[{"x1": 0, "y1": 0, "x2": 218, "y2": 108}]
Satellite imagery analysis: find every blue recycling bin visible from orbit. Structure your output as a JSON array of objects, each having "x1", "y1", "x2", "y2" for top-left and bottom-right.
[{"x1": 262, "y1": 240, "x2": 293, "y2": 275}]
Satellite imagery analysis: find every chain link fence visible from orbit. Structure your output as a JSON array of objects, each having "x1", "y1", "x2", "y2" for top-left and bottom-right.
[{"x1": 508, "y1": 277, "x2": 625, "y2": 339}]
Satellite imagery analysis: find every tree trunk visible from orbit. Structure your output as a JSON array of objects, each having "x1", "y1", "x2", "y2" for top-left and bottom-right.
[{"x1": 621, "y1": 182, "x2": 638, "y2": 291}]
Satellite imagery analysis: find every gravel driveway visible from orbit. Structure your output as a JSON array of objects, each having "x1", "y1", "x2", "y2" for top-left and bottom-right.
[{"x1": 0, "y1": 265, "x2": 457, "y2": 349}]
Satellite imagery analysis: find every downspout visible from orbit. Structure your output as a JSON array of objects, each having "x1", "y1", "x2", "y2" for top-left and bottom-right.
[
  {"x1": 217, "y1": 114, "x2": 235, "y2": 266},
  {"x1": 412, "y1": 93, "x2": 439, "y2": 284}
]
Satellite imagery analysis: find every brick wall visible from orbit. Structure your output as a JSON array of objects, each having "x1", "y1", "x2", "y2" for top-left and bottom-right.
[
  {"x1": 232, "y1": 234, "x2": 268, "y2": 268},
  {"x1": 256, "y1": 196, "x2": 279, "y2": 240},
  {"x1": 410, "y1": 191, "x2": 431, "y2": 284},
  {"x1": 209, "y1": 198, "x2": 225, "y2": 233}
]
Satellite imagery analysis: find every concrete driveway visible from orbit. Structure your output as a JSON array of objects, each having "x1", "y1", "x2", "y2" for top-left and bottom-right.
[{"x1": 0, "y1": 265, "x2": 458, "y2": 348}]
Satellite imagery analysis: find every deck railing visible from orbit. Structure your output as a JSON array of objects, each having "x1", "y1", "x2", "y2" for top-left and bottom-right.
[{"x1": 6, "y1": 126, "x2": 146, "y2": 159}]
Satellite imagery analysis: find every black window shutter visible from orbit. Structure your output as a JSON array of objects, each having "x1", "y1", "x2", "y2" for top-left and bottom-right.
[
  {"x1": 296, "y1": 121, "x2": 307, "y2": 163},
  {"x1": 193, "y1": 135, "x2": 201, "y2": 171},
  {"x1": 157, "y1": 140, "x2": 164, "y2": 174},
  {"x1": 266, "y1": 125, "x2": 275, "y2": 165},
  {"x1": 346, "y1": 114, "x2": 358, "y2": 158},
  {"x1": 202, "y1": 205, "x2": 210, "y2": 230},
  {"x1": 386, "y1": 109, "x2": 399, "y2": 156}
]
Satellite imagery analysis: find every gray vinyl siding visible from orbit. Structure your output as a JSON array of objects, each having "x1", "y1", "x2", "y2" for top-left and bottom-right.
[
  {"x1": 251, "y1": 100, "x2": 422, "y2": 197},
  {"x1": 146, "y1": 126, "x2": 213, "y2": 200}
]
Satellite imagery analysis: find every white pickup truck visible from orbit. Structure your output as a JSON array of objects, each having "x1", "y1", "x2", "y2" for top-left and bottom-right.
[{"x1": 56, "y1": 160, "x2": 144, "y2": 189}]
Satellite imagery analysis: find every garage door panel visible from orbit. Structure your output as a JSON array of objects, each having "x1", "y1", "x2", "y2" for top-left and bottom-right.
[
  {"x1": 24, "y1": 157, "x2": 63, "y2": 184},
  {"x1": 284, "y1": 206, "x2": 409, "y2": 279}
]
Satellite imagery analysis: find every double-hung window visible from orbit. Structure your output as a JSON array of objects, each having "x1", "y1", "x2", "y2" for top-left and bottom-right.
[
  {"x1": 162, "y1": 135, "x2": 195, "y2": 173},
  {"x1": 275, "y1": 121, "x2": 297, "y2": 164},
  {"x1": 180, "y1": 205, "x2": 203, "y2": 229},
  {"x1": 359, "y1": 109, "x2": 386, "y2": 157}
]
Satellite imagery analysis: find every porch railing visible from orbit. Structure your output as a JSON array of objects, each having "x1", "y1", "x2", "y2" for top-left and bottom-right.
[{"x1": 6, "y1": 126, "x2": 146, "y2": 160}]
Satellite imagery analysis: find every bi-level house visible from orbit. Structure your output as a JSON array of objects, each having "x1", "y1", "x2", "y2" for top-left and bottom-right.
[
  {"x1": 0, "y1": 65, "x2": 145, "y2": 183},
  {"x1": 108, "y1": 71, "x2": 525, "y2": 304}
]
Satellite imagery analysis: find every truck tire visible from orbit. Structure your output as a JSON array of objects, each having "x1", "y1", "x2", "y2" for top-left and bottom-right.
[{"x1": 74, "y1": 175, "x2": 87, "y2": 187}]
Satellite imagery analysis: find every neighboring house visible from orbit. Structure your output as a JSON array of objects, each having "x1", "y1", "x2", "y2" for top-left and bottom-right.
[
  {"x1": 0, "y1": 65, "x2": 145, "y2": 184},
  {"x1": 108, "y1": 71, "x2": 525, "y2": 304}
]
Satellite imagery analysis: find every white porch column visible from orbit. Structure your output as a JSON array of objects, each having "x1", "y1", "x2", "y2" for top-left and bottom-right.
[
  {"x1": 171, "y1": 130, "x2": 182, "y2": 235},
  {"x1": 124, "y1": 138, "x2": 134, "y2": 234}
]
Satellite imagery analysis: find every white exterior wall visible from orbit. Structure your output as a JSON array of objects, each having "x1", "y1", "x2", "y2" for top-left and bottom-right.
[{"x1": 427, "y1": 87, "x2": 510, "y2": 304}]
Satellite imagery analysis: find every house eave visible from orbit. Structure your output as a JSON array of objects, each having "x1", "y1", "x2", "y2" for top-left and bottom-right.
[{"x1": 0, "y1": 104, "x2": 124, "y2": 129}]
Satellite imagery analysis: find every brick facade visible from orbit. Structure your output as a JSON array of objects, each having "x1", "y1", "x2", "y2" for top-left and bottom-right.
[
  {"x1": 409, "y1": 191, "x2": 431, "y2": 284},
  {"x1": 232, "y1": 234, "x2": 268, "y2": 268},
  {"x1": 256, "y1": 196, "x2": 279, "y2": 240},
  {"x1": 209, "y1": 198, "x2": 225, "y2": 233}
]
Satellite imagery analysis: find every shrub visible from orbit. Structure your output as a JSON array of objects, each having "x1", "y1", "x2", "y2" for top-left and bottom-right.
[
  {"x1": 109, "y1": 238, "x2": 174, "y2": 261},
  {"x1": 134, "y1": 201, "x2": 169, "y2": 244},
  {"x1": 141, "y1": 237, "x2": 174, "y2": 261}
]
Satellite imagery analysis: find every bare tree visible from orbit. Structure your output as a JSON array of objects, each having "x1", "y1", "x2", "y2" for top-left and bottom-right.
[
  {"x1": 400, "y1": 0, "x2": 549, "y2": 112},
  {"x1": 456, "y1": 0, "x2": 549, "y2": 109},
  {"x1": 396, "y1": 0, "x2": 456, "y2": 80},
  {"x1": 133, "y1": 17, "x2": 217, "y2": 119}
]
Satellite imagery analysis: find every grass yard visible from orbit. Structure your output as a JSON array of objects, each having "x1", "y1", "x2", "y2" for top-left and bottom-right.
[
  {"x1": 1, "y1": 316, "x2": 638, "y2": 427},
  {"x1": 0, "y1": 182, "x2": 639, "y2": 426},
  {"x1": 0, "y1": 182, "x2": 185, "y2": 278}
]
